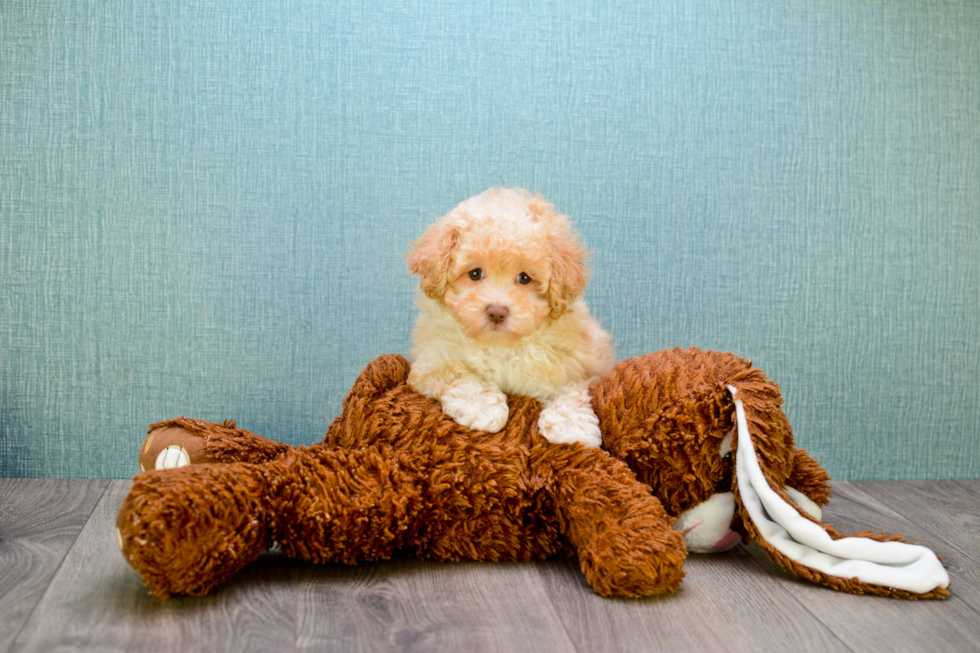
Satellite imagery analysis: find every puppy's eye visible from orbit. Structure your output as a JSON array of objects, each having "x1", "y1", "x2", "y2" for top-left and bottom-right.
[
  {"x1": 723, "y1": 452, "x2": 732, "y2": 465},
  {"x1": 469, "y1": 269, "x2": 484, "y2": 281},
  {"x1": 517, "y1": 272, "x2": 532, "y2": 285}
]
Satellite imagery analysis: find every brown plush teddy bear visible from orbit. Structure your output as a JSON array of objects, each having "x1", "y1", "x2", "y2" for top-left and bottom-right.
[{"x1": 117, "y1": 349, "x2": 950, "y2": 600}]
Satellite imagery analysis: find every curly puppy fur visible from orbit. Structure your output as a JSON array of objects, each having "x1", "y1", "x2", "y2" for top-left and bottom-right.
[{"x1": 406, "y1": 188, "x2": 614, "y2": 446}]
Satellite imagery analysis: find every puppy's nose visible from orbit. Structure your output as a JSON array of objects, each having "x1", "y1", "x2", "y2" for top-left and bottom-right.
[{"x1": 485, "y1": 305, "x2": 509, "y2": 324}]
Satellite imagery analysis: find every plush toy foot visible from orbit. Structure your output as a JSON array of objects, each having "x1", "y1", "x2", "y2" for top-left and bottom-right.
[
  {"x1": 550, "y1": 448, "x2": 686, "y2": 597},
  {"x1": 117, "y1": 463, "x2": 273, "y2": 598},
  {"x1": 139, "y1": 426, "x2": 212, "y2": 472},
  {"x1": 139, "y1": 417, "x2": 293, "y2": 472}
]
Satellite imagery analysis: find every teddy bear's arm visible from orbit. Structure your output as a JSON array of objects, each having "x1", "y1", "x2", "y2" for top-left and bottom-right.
[{"x1": 548, "y1": 447, "x2": 687, "y2": 598}]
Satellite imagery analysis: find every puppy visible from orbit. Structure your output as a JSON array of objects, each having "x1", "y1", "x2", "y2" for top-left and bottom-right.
[{"x1": 406, "y1": 187, "x2": 614, "y2": 447}]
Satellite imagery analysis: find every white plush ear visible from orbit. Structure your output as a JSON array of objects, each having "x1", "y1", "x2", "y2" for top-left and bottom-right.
[
  {"x1": 728, "y1": 385, "x2": 950, "y2": 595},
  {"x1": 785, "y1": 486, "x2": 821, "y2": 521}
]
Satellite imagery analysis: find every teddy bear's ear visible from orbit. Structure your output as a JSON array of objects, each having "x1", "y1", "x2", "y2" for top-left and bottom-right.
[
  {"x1": 727, "y1": 385, "x2": 950, "y2": 599},
  {"x1": 325, "y1": 354, "x2": 414, "y2": 448},
  {"x1": 346, "y1": 354, "x2": 412, "y2": 400}
]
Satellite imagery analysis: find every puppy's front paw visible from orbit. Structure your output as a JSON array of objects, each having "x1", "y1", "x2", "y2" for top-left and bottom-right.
[
  {"x1": 441, "y1": 380, "x2": 510, "y2": 433},
  {"x1": 538, "y1": 389, "x2": 602, "y2": 447}
]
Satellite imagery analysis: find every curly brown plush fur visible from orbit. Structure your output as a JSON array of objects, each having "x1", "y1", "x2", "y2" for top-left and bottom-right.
[
  {"x1": 122, "y1": 354, "x2": 685, "y2": 599},
  {"x1": 118, "y1": 349, "x2": 948, "y2": 600}
]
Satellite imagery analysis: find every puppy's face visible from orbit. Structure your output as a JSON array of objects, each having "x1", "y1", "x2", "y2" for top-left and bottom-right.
[
  {"x1": 408, "y1": 188, "x2": 589, "y2": 344},
  {"x1": 444, "y1": 233, "x2": 552, "y2": 344}
]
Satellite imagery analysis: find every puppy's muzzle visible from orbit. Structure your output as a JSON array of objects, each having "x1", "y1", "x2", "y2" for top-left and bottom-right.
[{"x1": 485, "y1": 305, "x2": 509, "y2": 325}]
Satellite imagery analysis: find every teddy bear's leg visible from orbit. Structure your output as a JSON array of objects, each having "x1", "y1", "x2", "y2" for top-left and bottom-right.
[
  {"x1": 118, "y1": 444, "x2": 426, "y2": 598},
  {"x1": 117, "y1": 462, "x2": 273, "y2": 598},
  {"x1": 548, "y1": 448, "x2": 687, "y2": 598},
  {"x1": 139, "y1": 417, "x2": 294, "y2": 472},
  {"x1": 262, "y1": 444, "x2": 425, "y2": 565}
]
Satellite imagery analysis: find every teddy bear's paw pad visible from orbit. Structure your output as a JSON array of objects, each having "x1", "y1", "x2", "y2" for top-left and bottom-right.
[
  {"x1": 538, "y1": 390, "x2": 602, "y2": 447},
  {"x1": 442, "y1": 380, "x2": 509, "y2": 433},
  {"x1": 139, "y1": 426, "x2": 214, "y2": 472},
  {"x1": 155, "y1": 445, "x2": 190, "y2": 470}
]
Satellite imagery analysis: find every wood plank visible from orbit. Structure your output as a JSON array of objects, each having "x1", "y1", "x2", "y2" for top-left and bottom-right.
[
  {"x1": 296, "y1": 559, "x2": 578, "y2": 653},
  {"x1": 0, "y1": 479, "x2": 108, "y2": 653},
  {"x1": 741, "y1": 480, "x2": 980, "y2": 653},
  {"x1": 830, "y1": 480, "x2": 980, "y2": 615},
  {"x1": 3, "y1": 478, "x2": 976, "y2": 652},
  {"x1": 10, "y1": 480, "x2": 299, "y2": 653},
  {"x1": 538, "y1": 544, "x2": 852, "y2": 653},
  {"x1": 855, "y1": 479, "x2": 980, "y2": 565}
]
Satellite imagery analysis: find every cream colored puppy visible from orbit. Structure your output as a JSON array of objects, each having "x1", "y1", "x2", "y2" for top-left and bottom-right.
[{"x1": 406, "y1": 187, "x2": 614, "y2": 447}]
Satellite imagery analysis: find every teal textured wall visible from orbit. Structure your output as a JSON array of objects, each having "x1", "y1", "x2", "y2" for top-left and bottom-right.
[{"x1": 2, "y1": 1, "x2": 978, "y2": 479}]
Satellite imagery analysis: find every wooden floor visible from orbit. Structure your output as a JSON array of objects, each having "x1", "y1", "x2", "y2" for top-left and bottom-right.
[{"x1": 1, "y1": 479, "x2": 978, "y2": 653}]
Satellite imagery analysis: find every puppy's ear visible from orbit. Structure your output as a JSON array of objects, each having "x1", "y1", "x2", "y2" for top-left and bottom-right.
[
  {"x1": 406, "y1": 219, "x2": 460, "y2": 299},
  {"x1": 530, "y1": 197, "x2": 588, "y2": 317}
]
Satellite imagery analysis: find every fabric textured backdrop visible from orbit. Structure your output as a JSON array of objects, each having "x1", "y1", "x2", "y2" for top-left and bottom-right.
[{"x1": 1, "y1": 1, "x2": 978, "y2": 479}]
